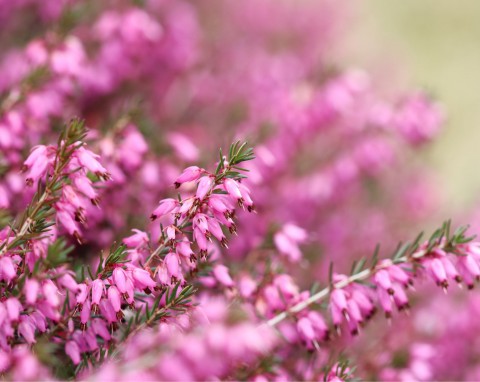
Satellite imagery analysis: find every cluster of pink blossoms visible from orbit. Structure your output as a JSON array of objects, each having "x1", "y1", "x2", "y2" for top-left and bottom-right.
[
  {"x1": 87, "y1": 298, "x2": 276, "y2": 381},
  {"x1": 0, "y1": 124, "x2": 264, "y2": 380},
  {"x1": 23, "y1": 142, "x2": 110, "y2": 241}
]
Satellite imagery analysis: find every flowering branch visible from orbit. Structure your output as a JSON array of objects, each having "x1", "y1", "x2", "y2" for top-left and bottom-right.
[
  {"x1": 59, "y1": 140, "x2": 256, "y2": 376},
  {"x1": 1, "y1": 119, "x2": 88, "y2": 255},
  {"x1": 266, "y1": 221, "x2": 477, "y2": 334}
]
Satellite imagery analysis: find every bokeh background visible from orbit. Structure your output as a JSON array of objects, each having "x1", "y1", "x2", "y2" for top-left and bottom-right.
[{"x1": 349, "y1": 0, "x2": 480, "y2": 212}]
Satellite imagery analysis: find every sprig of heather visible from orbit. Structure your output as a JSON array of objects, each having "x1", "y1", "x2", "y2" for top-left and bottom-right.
[
  {"x1": 64, "y1": 141, "x2": 255, "y2": 374},
  {"x1": 1, "y1": 118, "x2": 105, "y2": 254},
  {"x1": 18, "y1": 118, "x2": 110, "y2": 244},
  {"x1": 0, "y1": 120, "x2": 110, "y2": 376},
  {"x1": 265, "y1": 221, "x2": 478, "y2": 341}
]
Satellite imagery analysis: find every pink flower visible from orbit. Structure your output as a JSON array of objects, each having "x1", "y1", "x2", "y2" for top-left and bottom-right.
[
  {"x1": 23, "y1": 145, "x2": 51, "y2": 186},
  {"x1": 176, "y1": 240, "x2": 195, "y2": 262},
  {"x1": 196, "y1": 176, "x2": 214, "y2": 200},
  {"x1": 374, "y1": 269, "x2": 394, "y2": 294},
  {"x1": 24, "y1": 279, "x2": 40, "y2": 305},
  {"x1": 75, "y1": 146, "x2": 111, "y2": 180},
  {"x1": 213, "y1": 265, "x2": 234, "y2": 288},
  {"x1": 224, "y1": 178, "x2": 242, "y2": 201},
  {"x1": 5, "y1": 298, "x2": 22, "y2": 322},
  {"x1": 0, "y1": 256, "x2": 17, "y2": 282},
  {"x1": 42, "y1": 280, "x2": 60, "y2": 308},
  {"x1": 58, "y1": 273, "x2": 80, "y2": 293},
  {"x1": 150, "y1": 198, "x2": 179, "y2": 221},
  {"x1": 238, "y1": 274, "x2": 257, "y2": 298},
  {"x1": 65, "y1": 341, "x2": 81, "y2": 365},
  {"x1": 174, "y1": 166, "x2": 203, "y2": 188},
  {"x1": 18, "y1": 316, "x2": 36, "y2": 344},
  {"x1": 422, "y1": 257, "x2": 448, "y2": 289},
  {"x1": 107, "y1": 285, "x2": 122, "y2": 315},
  {"x1": 165, "y1": 253, "x2": 181, "y2": 281},
  {"x1": 394, "y1": 92, "x2": 443, "y2": 145},
  {"x1": 91, "y1": 279, "x2": 105, "y2": 311},
  {"x1": 112, "y1": 267, "x2": 129, "y2": 295},
  {"x1": 167, "y1": 132, "x2": 199, "y2": 162},
  {"x1": 123, "y1": 229, "x2": 149, "y2": 248},
  {"x1": 131, "y1": 268, "x2": 157, "y2": 290},
  {"x1": 76, "y1": 283, "x2": 89, "y2": 308}
]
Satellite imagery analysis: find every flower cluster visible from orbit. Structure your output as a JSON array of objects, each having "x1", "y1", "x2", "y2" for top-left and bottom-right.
[
  {"x1": 86, "y1": 299, "x2": 276, "y2": 381},
  {"x1": 0, "y1": 122, "x2": 259, "y2": 379}
]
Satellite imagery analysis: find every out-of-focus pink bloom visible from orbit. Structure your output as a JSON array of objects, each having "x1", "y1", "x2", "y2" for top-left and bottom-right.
[
  {"x1": 5, "y1": 298, "x2": 22, "y2": 322},
  {"x1": 274, "y1": 223, "x2": 307, "y2": 262},
  {"x1": 167, "y1": 132, "x2": 200, "y2": 162},
  {"x1": 65, "y1": 341, "x2": 81, "y2": 365},
  {"x1": 42, "y1": 279, "x2": 60, "y2": 308},
  {"x1": 123, "y1": 229, "x2": 149, "y2": 248},
  {"x1": 212, "y1": 264, "x2": 234, "y2": 288},
  {"x1": 0, "y1": 256, "x2": 17, "y2": 282},
  {"x1": 394, "y1": 92, "x2": 443, "y2": 145},
  {"x1": 24, "y1": 279, "x2": 40, "y2": 305},
  {"x1": 18, "y1": 316, "x2": 36, "y2": 344}
]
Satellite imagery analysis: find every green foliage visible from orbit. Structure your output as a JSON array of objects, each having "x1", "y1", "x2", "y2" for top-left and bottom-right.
[
  {"x1": 215, "y1": 141, "x2": 255, "y2": 176},
  {"x1": 121, "y1": 284, "x2": 196, "y2": 340},
  {"x1": 46, "y1": 239, "x2": 74, "y2": 268},
  {"x1": 346, "y1": 221, "x2": 476, "y2": 278}
]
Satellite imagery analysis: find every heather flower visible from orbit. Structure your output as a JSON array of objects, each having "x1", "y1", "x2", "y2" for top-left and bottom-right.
[
  {"x1": 394, "y1": 92, "x2": 443, "y2": 145},
  {"x1": 174, "y1": 166, "x2": 203, "y2": 188},
  {"x1": 212, "y1": 264, "x2": 234, "y2": 288},
  {"x1": 274, "y1": 223, "x2": 307, "y2": 262},
  {"x1": 196, "y1": 176, "x2": 214, "y2": 200},
  {"x1": 123, "y1": 229, "x2": 149, "y2": 248},
  {"x1": 75, "y1": 146, "x2": 111, "y2": 180},
  {"x1": 130, "y1": 267, "x2": 156, "y2": 290},
  {"x1": 150, "y1": 198, "x2": 179, "y2": 221}
]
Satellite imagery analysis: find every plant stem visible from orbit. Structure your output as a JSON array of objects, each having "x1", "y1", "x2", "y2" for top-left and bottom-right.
[{"x1": 265, "y1": 256, "x2": 412, "y2": 327}]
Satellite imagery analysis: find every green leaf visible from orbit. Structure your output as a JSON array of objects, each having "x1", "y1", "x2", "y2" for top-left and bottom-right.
[{"x1": 46, "y1": 238, "x2": 74, "y2": 268}]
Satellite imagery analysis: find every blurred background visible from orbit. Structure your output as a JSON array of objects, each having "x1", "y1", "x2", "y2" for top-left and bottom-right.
[{"x1": 349, "y1": 0, "x2": 480, "y2": 212}]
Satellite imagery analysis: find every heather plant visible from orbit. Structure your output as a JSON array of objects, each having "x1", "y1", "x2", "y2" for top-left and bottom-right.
[{"x1": 0, "y1": 0, "x2": 478, "y2": 381}]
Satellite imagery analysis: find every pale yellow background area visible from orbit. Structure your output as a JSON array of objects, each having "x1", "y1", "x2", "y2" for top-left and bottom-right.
[{"x1": 346, "y1": 1, "x2": 480, "y2": 212}]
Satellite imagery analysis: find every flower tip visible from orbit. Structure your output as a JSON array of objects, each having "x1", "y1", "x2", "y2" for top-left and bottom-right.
[{"x1": 73, "y1": 231, "x2": 83, "y2": 244}]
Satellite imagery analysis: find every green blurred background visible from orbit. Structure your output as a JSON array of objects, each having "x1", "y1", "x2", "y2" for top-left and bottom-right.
[{"x1": 346, "y1": 0, "x2": 480, "y2": 212}]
